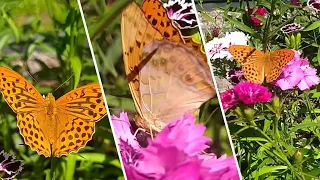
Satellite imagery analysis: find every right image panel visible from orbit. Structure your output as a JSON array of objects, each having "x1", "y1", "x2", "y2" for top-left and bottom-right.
[{"x1": 195, "y1": 0, "x2": 320, "y2": 179}]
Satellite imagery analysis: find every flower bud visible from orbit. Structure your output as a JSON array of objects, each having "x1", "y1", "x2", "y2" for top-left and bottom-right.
[
  {"x1": 234, "y1": 106, "x2": 244, "y2": 118},
  {"x1": 272, "y1": 95, "x2": 280, "y2": 110},
  {"x1": 293, "y1": 150, "x2": 303, "y2": 164},
  {"x1": 244, "y1": 107, "x2": 255, "y2": 123}
]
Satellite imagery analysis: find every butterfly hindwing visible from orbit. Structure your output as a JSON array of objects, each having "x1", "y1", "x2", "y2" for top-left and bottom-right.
[{"x1": 139, "y1": 40, "x2": 215, "y2": 131}]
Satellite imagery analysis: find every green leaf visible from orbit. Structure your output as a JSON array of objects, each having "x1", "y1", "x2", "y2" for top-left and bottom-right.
[
  {"x1": 224, "y1": 15, "x2": 257, "y2": 37},
  {"x1": 303, "y1": 20, "x2": 320, "y2": 31},
  {"x1": 70, "y1": 56, "x2": 82, "y2": 89}
]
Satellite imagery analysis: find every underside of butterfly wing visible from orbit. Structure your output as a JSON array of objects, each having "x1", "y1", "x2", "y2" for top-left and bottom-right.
[
  {"x1": 121, "y1": 2, "x2": 163, "y2": 114},
  {"x1": 139, "y1": 40, "x2": 215, "y2": 131},
  {"x1": 265, "y1": 49, "x2": 295, "y2": 83}
]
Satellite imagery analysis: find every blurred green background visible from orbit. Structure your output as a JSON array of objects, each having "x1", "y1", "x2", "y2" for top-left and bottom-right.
[
  {"x1": 0, "y1": 0, "x2": 123, "y2": 179},
  {"x1": 80, "y1": 0, "x2": 234, "y2": 157}
]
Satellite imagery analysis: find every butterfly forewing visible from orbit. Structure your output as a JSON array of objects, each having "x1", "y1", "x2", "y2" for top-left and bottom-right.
[
  {"x1": 141, "y1": 0, "x2": 207, "y2": 64},
  {"x1": 141, "y1": 0, "x2": 184, "y2": 43},
  {"x1": 265, "y1": 49, "x2": 294, "y2": 83},
  {"x1": 0, "y1": 66, "x2": 45, "y2": 112},
  {"x1": 139, "y1": 40, "x2": 215, "y2": 131},
  {"x1": 121, "y1": 2, "x2": 163, "y2": 115}
]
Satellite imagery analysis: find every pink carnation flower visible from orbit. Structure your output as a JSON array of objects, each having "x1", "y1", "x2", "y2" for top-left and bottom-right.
[
  {"x1": 111, "y1": 112, "x2": 240, "y2": 180},
  {"x1": 220, "y1": 89, "x2": 239, "y2": 111},
  {"x1": 233, "y1": 82, "x2": 272, "y2": 104},
  {"x1": 273, "y1": 50, "x2": 319, "y2": 90}
]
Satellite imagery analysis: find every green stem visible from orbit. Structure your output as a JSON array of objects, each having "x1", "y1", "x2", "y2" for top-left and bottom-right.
[
  {"x1": 89, "y1": 0, "x2": 132, "y2": 40},
  {"x1": 263, "y1": 0, "x2": 276, "y2": 51},
  {"x1": 50, "y1": 157, "x2": 56, "y2": 180}
]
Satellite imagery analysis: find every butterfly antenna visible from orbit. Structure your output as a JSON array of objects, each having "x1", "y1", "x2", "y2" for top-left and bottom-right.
[
  {"x1": 26, "y1": 70, "x2": 39, "y2": 84},
  {"x1": 52, "y1": 73, "x2": 74, "y2": 94}
]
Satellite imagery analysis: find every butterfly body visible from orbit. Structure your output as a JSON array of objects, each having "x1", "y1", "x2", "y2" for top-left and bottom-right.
[
  {"x1": 229, "y1": 45, "x2": 294, "y2": 84},
  {"x1": 121, "y1": 2, "x2": 216, "y2": 133},
  {"x1": 0, "y1": 66, "x2": 106, "y2": 157}
]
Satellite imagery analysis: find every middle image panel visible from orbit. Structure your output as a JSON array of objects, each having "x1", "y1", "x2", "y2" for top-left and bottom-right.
[{"x1": 79, "y1": 0, "x2": 241, "y2": 179}]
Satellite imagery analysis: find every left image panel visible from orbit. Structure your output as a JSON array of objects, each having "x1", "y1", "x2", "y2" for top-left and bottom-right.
[{"x1": 0, "y1": 1, "x2": 124, "y2": 179}]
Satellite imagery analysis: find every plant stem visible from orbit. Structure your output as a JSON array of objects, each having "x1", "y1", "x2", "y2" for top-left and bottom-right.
[{"x1": 263, "y1": 0, "x2": 276, "y2": 52}]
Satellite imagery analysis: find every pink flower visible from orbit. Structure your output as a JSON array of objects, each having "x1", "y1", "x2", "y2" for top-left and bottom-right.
[
  {"x1": 152, "y1": 113, "x2": 211, "y2": 156},
  {"x1": 111, "y1": 112, "x2": 240, "y2": 180},
  {"x1": 221, "y1": 89, "x2": 239, "y2": 110},
  {"x1": 234, "y1": 82, "x2": 272, "y2": 104},
  {"x1": 274, "y1": 50, "x2": 319, "y2": 90},
  {"x1": 246, "y1": 7, "x2": 267, "y2": 27}
]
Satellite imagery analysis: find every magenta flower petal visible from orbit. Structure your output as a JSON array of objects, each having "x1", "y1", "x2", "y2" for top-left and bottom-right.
[
  {"x1": 111, "y1": 112, "x2": 140, "y2": 148},
  {"x1": 234, "y1": 82, "x2": 272, "y2": 104},
  {"x1": 153, "y1": 112, "x2": 211, "y2": 155},
  {"x1": 221, "y1": 89, "x2": 239, "y2": 110}
]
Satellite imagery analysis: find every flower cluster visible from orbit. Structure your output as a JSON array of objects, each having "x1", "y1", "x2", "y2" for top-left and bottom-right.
[
  {"x1": 163, "y1": 0, "x2": 197, "y2": 29},
  {"x1": 245, "y1": 7, "x2": 268, "y2": 27},
  {"x1": 205, "y1": 31, "x2": 250, "y2": 61},
  {"x1": 0, "y1": 150, "x2": 24, "y2": 180},
  {"x1": 112, "y1": 112, "x2": 240, "y2": 180},
  {"x1": 221, "y1": 82, "x2": 273, "y2": 111},
  {"x1": 273, "y1": 50, "x2": 319, "y2": 90}
]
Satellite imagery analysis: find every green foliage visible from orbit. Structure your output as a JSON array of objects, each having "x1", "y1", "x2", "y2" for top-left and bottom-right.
[
  {"x1": 0, "y1": 0, "x2": 123, "y2": 179},
  {"x1": 199, "y1": 0, "x2": 320, "y2": 179}
]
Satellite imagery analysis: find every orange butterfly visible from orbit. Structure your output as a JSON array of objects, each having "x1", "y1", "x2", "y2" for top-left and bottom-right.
[
  {"x1": 121, "y1": 1, "x2": 215, "y2": 133},
  {"x1": 0, "y1": 66, "x2": 107, "y2": 157},
  {"x1": 229, "y1": 45, "x2": 295, "y2": 84}
]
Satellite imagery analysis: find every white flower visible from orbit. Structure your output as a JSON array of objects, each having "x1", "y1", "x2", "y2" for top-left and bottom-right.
[{"x1": 205, "y1": 31, "x2": 250, "y2": 61}]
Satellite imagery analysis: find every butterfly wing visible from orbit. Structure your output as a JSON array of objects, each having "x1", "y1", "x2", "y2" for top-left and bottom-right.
[
  {"x1": 53, "y1": 83, "x2": 106, "y2": 157},
  {"x1": 139, "y1": 40, "x2": 215, "y2": 131},
  {"x1": 0, "y1": 66, "x2": 51, "y2": 157},
  {"x1": 229, "y1": 45, "x2": 265, "y2": 84},
  {"x1": 265, "y1": 49, "x2": 294, "y2": 83},
  {"x1": 121, "y1": 2, "x2": 163, "y2": 115},
  {"x1": 141, "y1": 0, "x2": 184, "y2": 43},
  {"x1": 141, "y1": 0, "x2": 207, "y2": 63}
]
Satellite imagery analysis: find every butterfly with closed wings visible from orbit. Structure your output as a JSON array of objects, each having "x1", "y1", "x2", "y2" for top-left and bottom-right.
[{"x1": 121, "y1": 0, "x2": 216, "y2": 133}]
